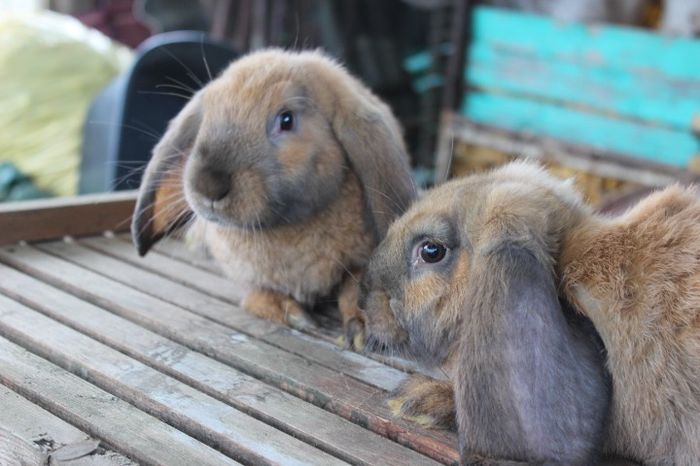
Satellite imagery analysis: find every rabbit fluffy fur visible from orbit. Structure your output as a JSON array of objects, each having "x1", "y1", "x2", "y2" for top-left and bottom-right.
[
  {"x1": 361, "y1": 161, "x2": 699, "y2": 465},
  {"x1": 132, "y1": 49, "x2": 416, "y2": 342}
]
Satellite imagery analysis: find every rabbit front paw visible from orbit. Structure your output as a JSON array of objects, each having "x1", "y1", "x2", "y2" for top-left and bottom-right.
[
  {"x1": 388, "y1": 374, "x2": 456, "y2": 430},
  {"x1": 339, "y1": 314, "x2": 366, "y2": 351},
  {"x1": 242, "y1": 289, "x2": 316, "y2": 331},
  {"x1": 337, "y1": 273, "x2": 367, "y2": 351}
]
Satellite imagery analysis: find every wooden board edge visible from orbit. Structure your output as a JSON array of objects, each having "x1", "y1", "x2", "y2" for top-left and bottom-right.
[
  {"x1": 0, "y1": 191, "x2": 137, "y2": 247},
  {"x1": 434, "y1": 111, "x2": 699, "y2": 187}
]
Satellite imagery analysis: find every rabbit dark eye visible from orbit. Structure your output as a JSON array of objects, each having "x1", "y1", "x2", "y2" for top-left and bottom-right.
[
  {"x1": 279, "y1": 111, "x2": 295, "y2": 131},
  {"x1": 419, "y1": 241, "x2": 446, "y2": 263}
]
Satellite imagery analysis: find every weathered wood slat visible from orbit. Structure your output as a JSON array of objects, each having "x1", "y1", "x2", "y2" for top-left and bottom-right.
[
  {"x1": 0, "y1": 293, "x2": 348, "y2": 466},
  {"x1": 83, "y1": 235, "x2": 244, "y2": 304},
  {"x1": 0, "y1": 263, "x2": 439, "y2": 466},
  {"x1": 434, "y1": 112, "x2": 689, "y2": 186},
  {"x1": 466, "y1": 43, "x2": 700, "y2": 133},
  {"x1": 0, "y1": 191, "x2": 135, "y2": 247},
  {"x1": 39, "y1": 238, "x2": 407, "y2": 393},
  {"x1": 0, "y1": 244, "x2": 460, "y2": 465},
  {"x1": 0, "y1": 426, "x2": 46, "y2": 466},
  {"x1": 113, "y1": 233, "x2": 442, "y2": 378},
  {"x1": 0, "y1": 385, "x2": 136, "y2": 466},
  {"x1": 410, "y1": 42, "x2": 700, "y2": 132},
  {"x1": 0, "y1": 336, "x2": 241, "y2": 466},
  {"x1": 462, "y1": 91, "x2": 699, "y2": 167},
  {"x1": 146, "y1": 235, "x2": 224, "y2": 274},
  {"x1": 473, "y1": 6, "x2": 700, "y2": 82}
]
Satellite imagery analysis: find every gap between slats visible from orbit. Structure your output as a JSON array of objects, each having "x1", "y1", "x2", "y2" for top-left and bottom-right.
[
  {"x1": 0, "y1": 262, "x2": 439, "y2": 466},
  {"x1": 0, "y1": 384, "x2": 137, "y2": 466},
  {"x1": 0, "y1": 337, "x2": 241, "y2": 466},
  {"x1": 110, "y1": 232, "x2": 441, "y2": 378},
  {"x1": 0, "y1": 244, "x2": 460, "y2": 465},
  {"x1": 0, "y1": 292, "x2": 350, "y2": 466},
  {"x1": 42, "y1": 237, "x2": 408, "y2": 393}
]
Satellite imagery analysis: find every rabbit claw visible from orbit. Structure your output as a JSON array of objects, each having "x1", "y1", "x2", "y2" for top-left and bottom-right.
[{"x1": 341, "y1": 316, "x2": 366, "y2": 351}]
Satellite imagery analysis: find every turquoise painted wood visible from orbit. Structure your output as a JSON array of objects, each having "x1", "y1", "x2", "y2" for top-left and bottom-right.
[
  {"x1": 462, "y1": 92, "x2": 698, "y2": 167},
  {"x1": 405, "y1": 7, "x2": 700, "y2": 164},
  {"x1": 441, "y1": 6, "x2": 700, "y2": 167},
  {"x1": 407, "y1": 41, "x2": 700, "y2": 130},
  {"x1": 472, "y1": 6, "x2": 700, "y2": 82},
  {"x1": 466, "y1": 42, "x2": 700, "y2": 131}
]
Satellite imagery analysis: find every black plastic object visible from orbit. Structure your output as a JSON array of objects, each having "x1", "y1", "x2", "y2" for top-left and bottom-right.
[{"x1": 79, "y1": 31, "x2": 238, "y2": 194}]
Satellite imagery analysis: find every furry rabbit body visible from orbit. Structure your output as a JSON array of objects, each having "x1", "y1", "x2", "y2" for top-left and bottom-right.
[
  {"x1": 361, "y1": 162, "x2": 699, "y2": 465},
  {"x1": 132, "y1": 49, "x2": 417, "y2": 341}
]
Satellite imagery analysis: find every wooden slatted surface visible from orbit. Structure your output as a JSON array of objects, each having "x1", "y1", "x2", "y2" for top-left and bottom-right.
[{"x1": 0, "y1": 233, "x2": 459, "y2": 466}]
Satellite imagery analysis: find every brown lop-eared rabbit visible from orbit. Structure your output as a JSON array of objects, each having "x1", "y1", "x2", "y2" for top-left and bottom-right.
[
  {"x1": 361, "y1": 161, "x2": 699, "y2": 465},
  {"x1": 132, "y1": 49, "x2": 417, "y2": 345}
]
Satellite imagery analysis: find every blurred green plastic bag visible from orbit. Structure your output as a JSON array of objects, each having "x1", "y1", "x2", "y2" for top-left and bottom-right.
[
  {"x1": 0, "y1": 10, "x2": 133, "y2": 198},
  {"x1": 0, "y1": 162, "x2": 49, "y2": 202}
]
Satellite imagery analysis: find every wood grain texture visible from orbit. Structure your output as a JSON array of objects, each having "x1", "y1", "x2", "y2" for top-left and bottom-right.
[
  {"x1": 0, "y1": 263, "x2": 437, "y2": 466},
  {"x1": 83, "y1": 235, "x2": 244, "y2": 304},
  {"x1": 148, "y1": 235, "x2": 223, "y2": 274},
  {"x1": 472, "y1": 6, "x2": 700, "y2": 81},
  {"x1": 466, "y1": 6, "x2": 700, "y2": 167},
  {"x1": 0, "y1": 191, "x2": 136, "y2": 247},
  {"x1": 462, "y1": 91, "x2": 699, "y2": 168},
  {"x1": 466, "y1": 42, "x2": 700, "y2": 132},
  {"x1": 0, "y1": 293, "x2": 347, "y2": 466},
  {"x1": 434, "y1": 112, "x2": 692, "y2": 187},
  {"x1": 0, "y1": 336, "x2": 241, "y2": 466},
  {"x1": 0, "y1": 426, "x2": 47, "y2": 466},
  {"x1": 0, "y1": 244, "x2": 460, "y2": 465},
  {"x1": 410, "y1": 6, "x2": 700, "y2": 172},
  {"x1": 113, "y1": 232, "x2": 443, "y2": 378},
  {"x1": 0, "y1": 385, "x2": 136, "y2": 466},
  {"x1": 41, "y1": 238, "x2": 408, "y2": 393}
]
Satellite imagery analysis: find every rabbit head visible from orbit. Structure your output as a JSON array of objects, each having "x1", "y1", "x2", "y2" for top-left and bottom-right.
[
  {"x1": 361, "y1": 162, "x2": 610, "y2": 464},
  {"x1": 132, "y1": 48, "x2": 416, "y2": 255},
  {"x1": 362, "y1": 161, "x2": 588, "y2": 362}
]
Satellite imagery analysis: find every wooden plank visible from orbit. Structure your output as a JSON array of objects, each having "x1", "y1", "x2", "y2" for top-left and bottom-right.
[
  {"x1": 82, "y1": 235, "x2": 243, "y2": 304},
  {"x1": 147, "y1": 235, "x2": 223, "y2": 274},
  {"x1": 0, "y1": 293, "x2": 348, "y2": 466},
  {"x1": 38, "y1": 238, "x2": 407, "y2": 392},
  {"x1": 466, "y1": 42, "x2": 700, "y2": 132},
  {"x1": 0, "y1": 191, "x2": 136, "y2": 247},
  {"x1": 112, "y1": 233, "x2": 445, "y2": 377},
  {"x1": 462, "y1": 91, "x2": 700, "y2": 167},
  {"x1": 410, "y1": 8, "x2": 700, "y2": 132},
  {"x1": 435, "y1": 112, "x2": 690, "y2": 186},
  {"x1": 0, "y1": 385, "x2": 136, "y2": 466},
  {"x1": 473, "y1": 6, "x2": 700, "y2": 82},
  {"x1": 0, "y1": 264, "x2": 438, "y2": 466},
  {"x1": 0, "y1": 336, "x2": 241, "y2": 466},
  {"x1": 0, "y1": 245, "x2": 460, "y2": 464},
  {"x1": 0, "y1": 426, "x2": 46, "y2": 466}
]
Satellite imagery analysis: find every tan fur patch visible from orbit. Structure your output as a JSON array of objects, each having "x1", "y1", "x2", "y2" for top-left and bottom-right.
[{"x1": 152, "y1": 165, "x2": 188, "y2": 234}]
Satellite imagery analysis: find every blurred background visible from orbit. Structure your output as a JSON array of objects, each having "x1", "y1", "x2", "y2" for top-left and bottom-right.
[{"x1": 0, "y1": 0, "x2": 698, "y2": 211}]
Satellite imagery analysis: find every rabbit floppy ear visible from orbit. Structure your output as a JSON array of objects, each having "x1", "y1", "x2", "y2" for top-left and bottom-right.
[
  {"x1": 131, "y1": 94, "x2": 202, "y2": 256},
  {"x1": 333, "y1": 103, "x2": 417, "y2": 241},
  {"x1": 456, "y1": 239, "x2": 609, "y2": 464}
]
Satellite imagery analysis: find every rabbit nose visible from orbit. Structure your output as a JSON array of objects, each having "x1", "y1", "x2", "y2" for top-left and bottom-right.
[{"x1": 195, "y1": 166, "x2": 231, "y2": 202}]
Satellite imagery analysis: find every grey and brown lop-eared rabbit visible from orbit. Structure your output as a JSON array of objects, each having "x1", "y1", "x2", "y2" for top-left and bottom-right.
[
  {"x1": 132, "y1": 49, "x2": 417, "y2": 344},
  {"x1": 361, "y1": 162, "x2": 700, "y2": 465}
]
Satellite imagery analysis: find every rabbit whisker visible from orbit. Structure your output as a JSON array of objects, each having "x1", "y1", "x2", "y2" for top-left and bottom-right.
[
  {"x1": 158, "y1": 47, "x2": 204, "y2": 88},
  {"x1": 200, "y1": 35, "x2": 213, "y2": 82},
  {"x1": 164, "y1": 75, "x2": 198, "y2": 93},
  {"x1": 138, "y1": 90, "x2": 192, "y2": 101}
]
